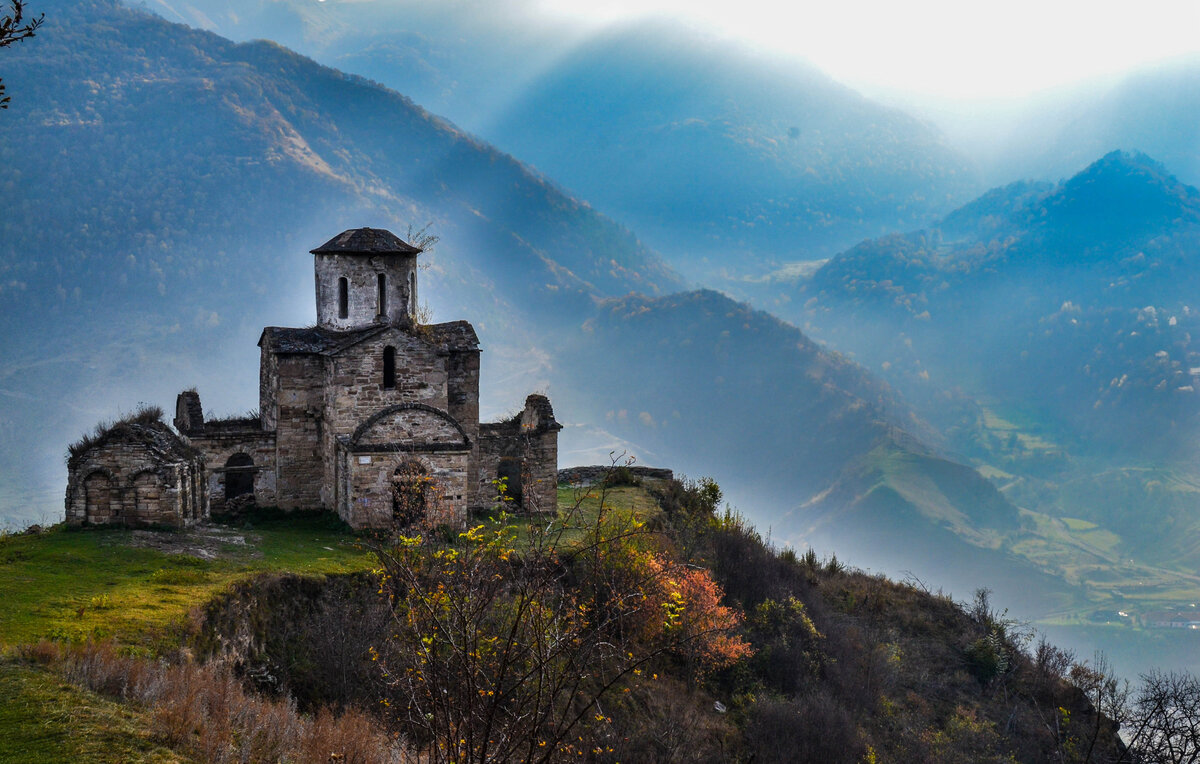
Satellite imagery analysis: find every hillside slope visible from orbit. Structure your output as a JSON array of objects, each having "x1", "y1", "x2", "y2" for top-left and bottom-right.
[
  {"x1": 782, "y1": 152, "x2": 1200, "y2": 616},
  {"x1": 0, "y1": 483, "x2": 1128, "y2": 763},
  {"x1": 132, "y1": 0, "x2": 982, "y2": 276}
]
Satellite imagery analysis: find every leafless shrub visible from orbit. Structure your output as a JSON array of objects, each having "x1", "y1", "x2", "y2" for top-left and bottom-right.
[{"x1": 1033, "y1": 634, "x2": 1075, "y2": 683}]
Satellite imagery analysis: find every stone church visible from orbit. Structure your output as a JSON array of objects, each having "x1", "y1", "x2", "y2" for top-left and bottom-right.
[{"x1": 65, "y1": 228, "x2": 561, "y2": 529}]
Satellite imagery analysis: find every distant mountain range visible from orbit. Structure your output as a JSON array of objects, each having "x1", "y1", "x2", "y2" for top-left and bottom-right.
[
  {"x1": 787, "y1": 152, "x2": 1200, "y2": 601},
  {"x1": 977, "y1": 57, "x2": 1200, "y2": 188},
  {"x1": 130, "y1": 0, "x2": 983, "y2": 278}
]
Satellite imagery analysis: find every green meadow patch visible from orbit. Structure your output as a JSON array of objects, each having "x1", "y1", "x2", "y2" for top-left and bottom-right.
[{"x1": 0, "y1": 513, "x2": 375, "y2": 652}]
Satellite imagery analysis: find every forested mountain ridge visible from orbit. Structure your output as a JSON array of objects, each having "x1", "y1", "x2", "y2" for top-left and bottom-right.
[
  {"x1": 801, "y1": 151, "x2": 1200, "y2": 453},
  {"x1": 126, "y1": 0, "x2": 984, "y2": 278},
  {"x1": 785, "y1": 152, "x2": 1200, "y2": 632}
]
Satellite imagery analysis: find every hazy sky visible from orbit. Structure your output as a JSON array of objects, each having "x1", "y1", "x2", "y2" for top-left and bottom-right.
[{"x1": 531, "y1": 0, "x2": 1200, "y2": 99}]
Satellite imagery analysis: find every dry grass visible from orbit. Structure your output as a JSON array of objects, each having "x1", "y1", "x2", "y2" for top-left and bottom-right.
[{"x1": 19, "y1": 641, "x2": 411, "y2": 764}]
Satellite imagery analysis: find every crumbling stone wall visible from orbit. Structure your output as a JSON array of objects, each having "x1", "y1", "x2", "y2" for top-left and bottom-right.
[
  {"x1": 175, "y1": 391, "x2": 277, "y2": 514},
  {"x1": 476, "y1": 395, "x2": 561, "y2": 514},
  {"x1": 65, "y1": 424, "x2": 206, "y2": 528}
]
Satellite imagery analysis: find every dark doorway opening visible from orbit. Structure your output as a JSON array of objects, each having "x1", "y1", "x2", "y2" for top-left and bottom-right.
[
  {"x1": 497, "y1": 457, "x2": 524, "y2": 507},
  {"x1": 225, "y1": 453, "x2": 255, "y2": 500}
]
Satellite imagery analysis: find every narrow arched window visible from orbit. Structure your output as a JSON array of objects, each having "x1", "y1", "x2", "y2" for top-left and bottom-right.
[
  {"x1": 383, "y1": 346, "x2": 396, "y2": 389},
  {"x1": 377, "y1": 273, "x2": 387, "y2": 317},
  {"x1": 409, "y1": 272, "x2": 417, "y2": 318},
  {"x1": 337, "y1": 277, "x2": 349, "y2": 319}
]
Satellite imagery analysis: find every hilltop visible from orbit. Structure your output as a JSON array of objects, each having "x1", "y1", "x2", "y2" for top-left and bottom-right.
[{"x1": 0, "y1": 478, "x2": 1127, "y2": 763}]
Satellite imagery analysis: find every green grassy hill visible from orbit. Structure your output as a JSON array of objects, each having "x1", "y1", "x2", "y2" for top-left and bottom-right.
[{"x1": 0, "y1": 481, "x2": 1129, "y2": 763}]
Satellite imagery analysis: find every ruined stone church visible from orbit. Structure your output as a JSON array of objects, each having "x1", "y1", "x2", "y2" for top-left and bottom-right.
[{"x1": 65, "y1": 228, "x2": 560, "y2": 529}]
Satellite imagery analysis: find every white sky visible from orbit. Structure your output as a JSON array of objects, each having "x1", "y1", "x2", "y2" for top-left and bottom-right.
[{"x1": 531, "y1": 0, "x2": 1200, "y2": 99}]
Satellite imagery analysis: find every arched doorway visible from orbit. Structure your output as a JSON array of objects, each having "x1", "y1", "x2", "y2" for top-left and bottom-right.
[
  {"x1": 391, "y1": 461, "x2": 431, "y2": 526},
  {"x1": 224, "y1": 453, "x2": 255, "y2": 501}
]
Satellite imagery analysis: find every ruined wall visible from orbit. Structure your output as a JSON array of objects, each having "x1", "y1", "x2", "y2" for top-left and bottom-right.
[
  {"x1": 66, "y1": 443, "x2": 205, "y2": 528},
  {"x1": 275, "y1": 354, "x2": 325, "y2": 510},
  {"x1": 259, "y1": 343, "x2": 279, "y2": 432},
  {"x1": 187, "y1": 429, "x2": 278, "y2": 514},
  {"x1": 475, "y1": 395, "x2": 561, "y2": 514},
  {"x1": 446, "y1": 348, "x2": 481, "y2": 506},
  {"x1": 314, "y1": 253, "x2": 417, "y2": 330}
]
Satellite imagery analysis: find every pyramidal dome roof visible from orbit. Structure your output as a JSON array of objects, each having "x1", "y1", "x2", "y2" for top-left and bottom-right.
[{"x1": 310, "y1": 227, "x2": 422, "y2": 256}]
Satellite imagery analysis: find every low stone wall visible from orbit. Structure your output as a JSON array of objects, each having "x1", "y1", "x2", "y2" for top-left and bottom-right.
[{"x1": 556, "y1": 465, "x2": 674, "y2": 485}]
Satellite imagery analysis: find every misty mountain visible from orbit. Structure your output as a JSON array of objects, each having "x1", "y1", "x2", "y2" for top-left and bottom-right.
[
  {"x1": 132, "y1": 0, "x2": 982, "y2": 278},
  {"x1": 485, "y1": 26, "x2": 981, "y2": 275},
  {"x1": 542, "y1": 289, "x2": 1081, "y2": 614},
  {"x1": 791, "y1": 151, "x2": 1200, "y2": 574},
  {"x1": 0, "y1": 0, "x2": 1083, "y2": 618},
  {"x1": 973, "y1": 56, "x2": 1200, "y2": 188}
]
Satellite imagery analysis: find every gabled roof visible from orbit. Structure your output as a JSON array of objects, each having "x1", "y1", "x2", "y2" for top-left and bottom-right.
[
  {"x1": 310, "y1": 227, "x2": 422, "y2": 256},
  {"x1": 259, "y1": 321, "x2": 479, "y2": 357}
]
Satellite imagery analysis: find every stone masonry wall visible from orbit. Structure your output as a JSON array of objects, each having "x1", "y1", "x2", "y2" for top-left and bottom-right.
[
  {"x1": 475, "y1": 396, "x2": 559, "y2": 515},
  {"x1": 314, "y1": 253, "x2": 417, "y2": 330},
  {"x1": 259, "y1": 342, "x2": 279, "y2": 432},
  {"x1": 274, "y1": 354, "x2": 325, "y2": 510},
  {"x1": 446, "y1": 349, "x2": 481, "y2": 506},
  {"x1": 338, "y1": 448, "x2": 469, "y2": 528},
  {"x1": 187, "y1": 431, "x2": 277, "y2": 514},
  {"x1": 66, "y1": 443, "x2": 204, "y2": 528},
  {"x1": 321, "y1": 329, "x2": 454, "y2": 507}
]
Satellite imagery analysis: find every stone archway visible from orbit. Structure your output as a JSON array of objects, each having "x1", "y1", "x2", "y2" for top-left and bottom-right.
[{"x1": 391, "y1": 460, "x2": 432, "y2": 527}]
